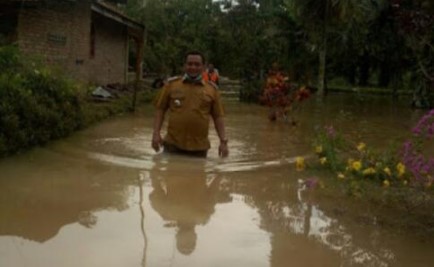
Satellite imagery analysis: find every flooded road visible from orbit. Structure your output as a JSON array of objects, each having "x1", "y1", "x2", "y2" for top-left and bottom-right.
[{"x1": 1, "y1": 94, "x2": 434, "y2": 267}]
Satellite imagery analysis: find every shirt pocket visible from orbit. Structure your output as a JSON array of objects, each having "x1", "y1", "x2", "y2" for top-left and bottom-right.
[{"x1": 200, "y1": 93, "x2": 213, "y2": 111}]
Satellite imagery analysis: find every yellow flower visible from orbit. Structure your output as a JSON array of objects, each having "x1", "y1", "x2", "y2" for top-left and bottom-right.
[
  {"x1": 337, "y1": 172, "x2": 345, "y2": 179},
  {"x1": 351, "y1": 160, "x2": 362, "y2": 171},
  {"x1": 357, "y1": 142, "x2": 366, "y2": 152},
  {"x1": 396, "y1": 163, "x2": 406, "y2": 177},
  {"x1": 315, "y1": 145, "x2": 323, "y2": 154},
  {"x1": 383, "y1": 179, "x2": 390, "y2": 187},
  {"x1": 296, "y1": 157, "x2": 305, "y2": 171},
  {"x1": 319, "y1": 157, "x2": 327, "y2": 165},
  {"x1": 383, "y1": 167, "x2": 392, "y2": 176},
  {"x1": 362, "y1": 167, "x2": 376, "y2": 176}
]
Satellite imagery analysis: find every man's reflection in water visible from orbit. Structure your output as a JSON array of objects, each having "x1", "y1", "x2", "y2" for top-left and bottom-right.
[{"x1": 149, "y1": 155, "x2": 228, "y2": 255}]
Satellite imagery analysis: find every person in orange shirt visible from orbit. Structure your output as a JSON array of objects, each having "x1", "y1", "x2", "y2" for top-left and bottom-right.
[
  {"x1": 202, "y1": 63, "x2": 220, "y2": 85},
  {"x1": 262, "y1": 63, "x2": 289, "y2": 121}
]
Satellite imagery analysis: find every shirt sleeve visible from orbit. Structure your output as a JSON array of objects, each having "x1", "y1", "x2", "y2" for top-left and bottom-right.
[
  {"x1": 211, "y1": 90, "x2": 225, "y2": 118},
  {"x1": 153, "y1": 85, "x2": 170, "y2": 110}
]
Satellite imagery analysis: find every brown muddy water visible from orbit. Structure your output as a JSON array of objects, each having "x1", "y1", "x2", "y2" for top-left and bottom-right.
[{"x1": 1, "y1": 94, "x2": 434, "y2": 267}]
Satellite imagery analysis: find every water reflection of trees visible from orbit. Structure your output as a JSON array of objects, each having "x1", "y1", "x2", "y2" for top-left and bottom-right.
[
  {"x1": 223, "y1": 168, "x2": 408, "y2": 267},
  {"x1": 0, "y1": 155, "x2": 137, "y2": 243}
]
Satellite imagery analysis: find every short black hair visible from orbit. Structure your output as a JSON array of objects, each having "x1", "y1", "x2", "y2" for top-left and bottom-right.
[{"x1": 184, "y1": 51, "x2": 206, "y2": 64}]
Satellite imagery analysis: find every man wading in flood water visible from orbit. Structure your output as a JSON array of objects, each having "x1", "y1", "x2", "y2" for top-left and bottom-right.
[{"x1": 151, "y1": 51, "x2": 229, "y2": 158}]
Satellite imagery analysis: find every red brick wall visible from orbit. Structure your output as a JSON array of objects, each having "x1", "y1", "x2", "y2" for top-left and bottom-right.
[
  {"x1": 17, "y1": 2, "x2": 128, "y2": 85},
  {"x1": 17, "y1": 1, "x2": 92, "y2": 82},
  {"x1": 88, "y1": 12, "x2": 127, "y2": 85}
]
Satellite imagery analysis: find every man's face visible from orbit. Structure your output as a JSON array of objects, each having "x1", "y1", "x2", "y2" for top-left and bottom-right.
[{"x1": 184, "y1": 55, "x2": 204, "y2": 78}]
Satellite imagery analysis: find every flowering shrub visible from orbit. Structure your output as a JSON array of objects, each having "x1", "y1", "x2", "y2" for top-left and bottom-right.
[
  {"x1": 313, "y1": 126, "x2": 412, "y2": 189},
  {"x1": 313, "y1": 125, "x2": 345, "y2": 172},
  {"x1": 401, "y1": 109, "x2": 434, "y2": 188},
  {"x1": 312, "y1": 110, "x2": 434, "y2": 191},
  {"x1": 259, "y1": 72, "x2": 312, "y2": 122}
]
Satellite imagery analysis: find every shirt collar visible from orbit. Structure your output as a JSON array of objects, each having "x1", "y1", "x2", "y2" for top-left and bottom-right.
[{"x1": 182, "y1": 74, "x2": 205, "y2": 85}]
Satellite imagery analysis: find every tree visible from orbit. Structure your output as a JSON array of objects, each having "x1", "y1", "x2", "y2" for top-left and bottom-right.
[
  {"x1": 391, "y1": 0, "x2": 433, "y2": 107},
  {"x1": 125, "y1": 0, "x2": 223, "y2": 75},
  {"x1": 286, "y1": 0, "x2": 381, "y2": 96}
]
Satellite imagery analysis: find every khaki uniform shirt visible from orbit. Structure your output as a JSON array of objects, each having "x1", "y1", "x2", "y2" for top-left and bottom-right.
[{"x1": 154, "y1": 76, "x2": 224, "y2": 151}]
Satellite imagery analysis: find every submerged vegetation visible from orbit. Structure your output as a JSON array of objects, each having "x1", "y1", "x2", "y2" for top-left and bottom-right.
[
  {"x1": 311, "y1": 110, "x2": 434, "y2": 191},
  {"x1": 293, "y1": 109, "x2": 434, "y2": 231}
]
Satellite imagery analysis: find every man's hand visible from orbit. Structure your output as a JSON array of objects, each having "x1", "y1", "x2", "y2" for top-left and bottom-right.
[
  {"x1": 152, "y1": 132, "x2": 163, "y2": 152},
  {"x1": 218, "y1": 140, "x2": 229, "y2": 158}
]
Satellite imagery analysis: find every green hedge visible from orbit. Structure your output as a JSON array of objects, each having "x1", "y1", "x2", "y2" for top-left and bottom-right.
[
  {"x1": 0, "y1": 46, "x2": 145, "y2": 157},
  {"x1": 0, "y1": 46, "x2": 85, "y2": 156}
]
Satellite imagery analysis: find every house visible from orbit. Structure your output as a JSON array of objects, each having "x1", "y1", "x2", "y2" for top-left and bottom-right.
[{"x1": 0, "y1": 0, "x2": 144, "y2": 85}]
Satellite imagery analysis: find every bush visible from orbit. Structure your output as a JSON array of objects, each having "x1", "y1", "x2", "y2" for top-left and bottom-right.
[
  {"x1": 0, "y1": 46, "x2": 21, "y2": 72},
  {"x1": 0, "y1": 46, "x2": 152, "y2": 157},
  {"x1": 0, "y1": 46, "x2": 85, "y2": 156},
  {"x1": 0, "y1": 47, "x2": 82, "y2": 156}
]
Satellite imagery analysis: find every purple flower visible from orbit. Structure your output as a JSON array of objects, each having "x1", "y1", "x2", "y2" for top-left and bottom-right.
[
  {"x1": 401, "y1": 140, "x2": 414, "y2": 163},
  {"x1": 421, "y1": 163, "x2": 431, "y2": 174},
  {"x1": 412, "y1": 126, "x2": 422, "y2": 136},
  {"x1": 304, "y1": 177, "x2": 319, "y2": 189},
  {"x1": 412, "y1": 110, "x2": 434, "y2": 139}
]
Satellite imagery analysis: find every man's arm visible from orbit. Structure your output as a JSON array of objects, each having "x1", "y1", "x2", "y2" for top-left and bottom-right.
[
  {"x1": 152, "y1": 109, "x2": 165, "y2": 152},
  {"x1": 152, "y1": 81, "x2": 172, "y2": 153},
  {"x1": 213, "y1": 116, "x2": 228, "y2": 158}
]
